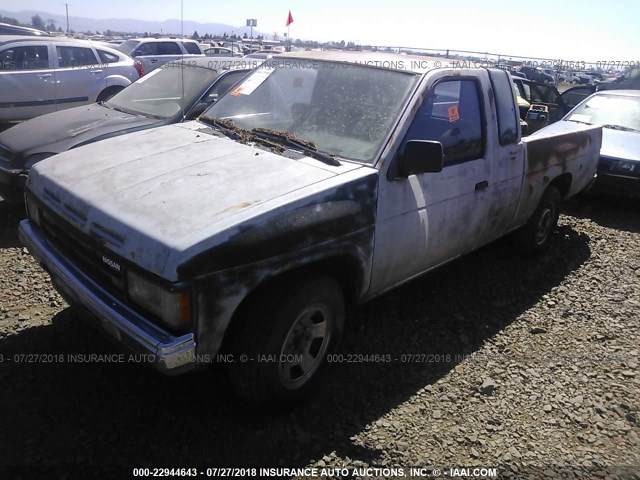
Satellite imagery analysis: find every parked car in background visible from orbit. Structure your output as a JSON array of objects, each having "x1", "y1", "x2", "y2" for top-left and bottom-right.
[
  {"x1": 204, "y1": 47, "x2": 241, "y2": 57},
  {"x1": 561, "y1": 84, "x2": 596, "y2": 109},
  {"x1": 495, "y1": 64, "x2": 526, "y2": 78},
  {"x1": 0, "y1": 23, "x2": 49, "y2": 36},
  {"x1": 565, "y1": 90, "x2": 640, "y2": 197},
  {"x1": 220, "y1": 42, "x2": 245, "y2": 56},
  {"x1": 518, "y1": 66, "x2": 553, "y2": 84},
  {"x1": 557, "y1": 71, "x2": 581, "y2": 84},
  {"x1": 0, "y1": 35, "x2": 142, "y2": 121},
  {"x1": 599, "y1": 67, "x2": 640, "y2": 91},
  {"x1": 116, "y1": 38, "x2": 204, "y2": 73},
  {"x1": 0, "y1": 58, "x2": 257, "y2": 202},
  {"x1": 244, "y1": 50, "x2": 276, "y2": 60},
  {"x1": 512, "y1": 77, "x2": 570, "y2": 121},
  {"x1": 574, "y1": 72, "x2": 602, "y2": 86}
]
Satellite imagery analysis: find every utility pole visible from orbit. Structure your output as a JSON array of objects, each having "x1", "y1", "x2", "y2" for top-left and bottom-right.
[{"x1": 65, "y1": 3, "x2": 69, "y2": 34}]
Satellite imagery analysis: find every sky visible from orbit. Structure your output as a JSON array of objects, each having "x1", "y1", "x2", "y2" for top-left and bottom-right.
[{"x1": 5, "y1": 0, "x2": 640, "y2": 61}]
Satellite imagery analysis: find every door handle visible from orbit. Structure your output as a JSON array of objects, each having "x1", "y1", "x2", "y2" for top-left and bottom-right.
[
  {"x1": 90, "y1": 69, "x2": 103, "y2": 74},
  {"x1": 37, "y1": 73, "x2": 52, "y2": 78},
  {"x1": 475, "y1": 181, "x2": 489, "y2": 191}
]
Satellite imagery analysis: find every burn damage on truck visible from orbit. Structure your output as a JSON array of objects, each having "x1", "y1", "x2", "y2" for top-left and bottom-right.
[
  {"x1": 184, "y1": 173, "x2": 378, "y2": 357},
  {"x1": 526, "y1": 128, "x2": 594, "y2": 173}
]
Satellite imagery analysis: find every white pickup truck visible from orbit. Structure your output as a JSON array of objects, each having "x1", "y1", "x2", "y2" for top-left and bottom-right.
[{"x1": 20, "y1": 52, "x2": 602, "y2": 405}]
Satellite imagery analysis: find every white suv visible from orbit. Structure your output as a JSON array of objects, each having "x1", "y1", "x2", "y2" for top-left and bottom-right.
[
  {"x1": 116, "y1": 38, "x2": 204, "y2": 73},
  {"x1": 0, "y1": 35, "x2": 143, "y2": 121}
]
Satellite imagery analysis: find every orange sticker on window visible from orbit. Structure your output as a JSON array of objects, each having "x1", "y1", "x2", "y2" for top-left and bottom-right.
[
  {"x1": 448, "y1": 105, "x2": 460, "y2": 122},
  {"x1": 230, "y1": 86, "x2": 244, "y2": 96}
]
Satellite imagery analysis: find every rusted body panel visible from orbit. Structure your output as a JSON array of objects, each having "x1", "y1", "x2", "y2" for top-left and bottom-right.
[{"x1": 514, "y1": 121, "x2": 602, "y2": 227}]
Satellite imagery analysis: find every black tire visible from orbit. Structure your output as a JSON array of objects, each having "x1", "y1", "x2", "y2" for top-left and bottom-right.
[
  {"x1": 513, "y1": 185, "x2": 561, "y2": 255},
  {"x1": 96, "y1": 86, "x2": 124, "y2": 103},
  {"x1": 228, "y1": 276, "x2": 344, "y2": 406}
]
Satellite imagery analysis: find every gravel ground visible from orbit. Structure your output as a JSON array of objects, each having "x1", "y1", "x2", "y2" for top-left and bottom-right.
[{"x1": 0, "y1": 194, "x2": 638, "y2": 480}]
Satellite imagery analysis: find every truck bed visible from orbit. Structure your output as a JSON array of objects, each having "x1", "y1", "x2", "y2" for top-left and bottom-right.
[{"x1": 515, "y1": 121, "x2": 602, "y2": 226}]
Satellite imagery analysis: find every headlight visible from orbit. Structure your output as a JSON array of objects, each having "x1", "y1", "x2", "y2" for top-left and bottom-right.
[
  {"x1": 612, "y1": 160, "x2": 637, "y2": 175},
  {"x1": 25, "y1": 192, "x2": 41, "y2": 227},
  {"x1": 127, "y1": 271, "x2": 192, "y2": 330}
]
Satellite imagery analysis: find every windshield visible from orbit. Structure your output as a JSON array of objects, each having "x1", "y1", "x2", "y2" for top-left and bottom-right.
[
  {"x1": 202, "y1": 58, "x2": 419, "y2": 163},
  {"x1": 567, "y1": 94, "x2": 640, "y2": 131},
  {"x1": 105, "y1": 64, "x2": 220, "y2": 118}
]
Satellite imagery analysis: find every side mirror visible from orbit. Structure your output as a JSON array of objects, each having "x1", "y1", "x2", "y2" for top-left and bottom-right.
[{"x1": 398, "y1": 140, "x2": 443, "y2": 177}]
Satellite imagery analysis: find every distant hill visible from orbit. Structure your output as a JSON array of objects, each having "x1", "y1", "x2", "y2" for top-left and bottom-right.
[{"x1": 0, "y1": 9, "x2": 269, "y2": 38}]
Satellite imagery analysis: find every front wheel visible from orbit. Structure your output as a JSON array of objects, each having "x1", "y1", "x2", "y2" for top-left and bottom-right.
[
  {"x1": 228, "y1": 276, "x2": 344, "y2": 406},
  {"x1": 513, "y1": 185, "x2": 561, "y2": 254}
]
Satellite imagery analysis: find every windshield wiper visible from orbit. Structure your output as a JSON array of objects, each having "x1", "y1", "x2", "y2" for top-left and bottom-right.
[
  {"x1": 601, "y1": 124, "x2": 640, "y2": 133},
  {"x1": 103, "y1": 103, "x2": 152, "y2": 117},
  {"x1": 199, "y1": 115, "x2": 250, "y2": 140},
  {"x1": 251, "y1": 128, "x2": 341, "y2": 166}
]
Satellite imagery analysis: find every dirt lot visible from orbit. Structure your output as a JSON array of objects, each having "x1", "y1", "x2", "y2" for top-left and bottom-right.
[{"x1": 0, "y1": 195, "x2": 639, "y2": 479}]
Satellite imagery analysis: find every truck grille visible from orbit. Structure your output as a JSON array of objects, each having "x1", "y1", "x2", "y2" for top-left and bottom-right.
[{"x1": 37, "y1": 201, "x2": 127, "y2": 297}]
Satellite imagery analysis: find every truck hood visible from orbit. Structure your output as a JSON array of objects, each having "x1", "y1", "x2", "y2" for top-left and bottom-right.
[
  {"x1": 0, "y1": 103, "x2": 160, "y2": 161},
  {"x1": 28, "y1": 122, "x2": 373, "y2": 281}
]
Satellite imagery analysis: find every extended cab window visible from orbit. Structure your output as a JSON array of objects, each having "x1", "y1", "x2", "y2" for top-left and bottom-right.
[
  {"x1": 0, "y1": 45, "x2": 49, "y2": 70},
  {"x1": 404, "y1": 79, "x2": 484, "y2": 165},
  {"x1": 56, "y1": 46, "x2": 98, "y2": 67},
  {"x1": 488, "y1": 69, "x2": 519, "y2": 145}
]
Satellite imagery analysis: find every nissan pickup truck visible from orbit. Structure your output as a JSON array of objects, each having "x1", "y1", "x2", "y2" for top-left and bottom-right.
[{"x1": 19, "y1": 52, "x2": 602, "y2": 405}]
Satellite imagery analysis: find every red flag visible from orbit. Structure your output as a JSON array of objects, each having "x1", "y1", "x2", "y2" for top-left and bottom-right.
[{"x1": 286, "y1": 10, "x2": 294, "y2": 27}]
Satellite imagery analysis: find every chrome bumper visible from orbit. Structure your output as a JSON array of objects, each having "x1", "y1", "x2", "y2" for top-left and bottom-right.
[{"x1": 19, "y1": 219, "x2": 197, "y2": 373}]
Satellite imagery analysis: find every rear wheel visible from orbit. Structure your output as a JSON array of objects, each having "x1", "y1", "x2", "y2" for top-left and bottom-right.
[
  {"x1": 228, "y1": 276, "x2": 344, "y2": 406},
  {"x1": 513, "y1": 185, "x2": 561, "y2": 254}
]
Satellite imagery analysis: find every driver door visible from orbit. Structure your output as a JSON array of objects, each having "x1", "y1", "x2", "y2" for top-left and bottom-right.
[{"x1": 370, "y1": 75, "x2": 493, "y2": 295}]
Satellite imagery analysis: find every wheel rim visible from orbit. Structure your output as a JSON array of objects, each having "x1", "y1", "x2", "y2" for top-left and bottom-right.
[
  {"x1": 278, "y1": 304, "x2": 332, "y2": 390},
  {"x1": 535, "y1": 203, "x2": 555, "y2": 245}
]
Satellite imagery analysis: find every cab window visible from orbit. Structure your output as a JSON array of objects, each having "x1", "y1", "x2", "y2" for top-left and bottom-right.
[{"x1": 404, "y1": 79, "x2": 485, "y2": 165}]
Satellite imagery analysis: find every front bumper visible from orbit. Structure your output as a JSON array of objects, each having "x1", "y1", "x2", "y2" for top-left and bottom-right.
[
  {"x1": 594, "y1": 158, "x2": 640, "y2": 198},
  {"x1": 19, "y1": 219, "x2": 197, "y2": 373},
  {"x1": 593, "y1": 172, "x2": 640, "y2": 198},
  {"x1": 0, "y1": 166, "x2": 26, "y2": 203}
]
